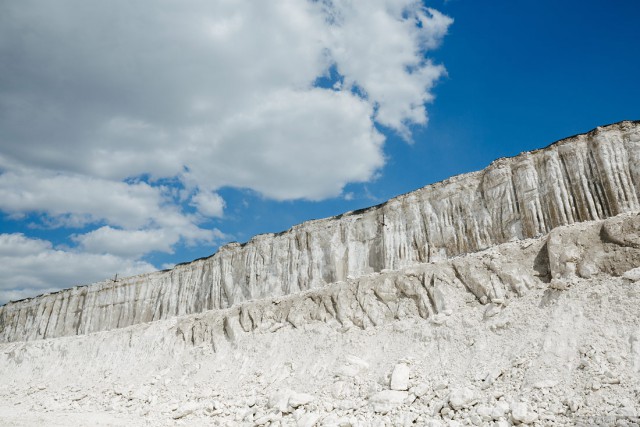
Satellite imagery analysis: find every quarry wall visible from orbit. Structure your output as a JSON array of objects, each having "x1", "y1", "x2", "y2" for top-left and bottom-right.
[{"x1": 1, "y1": 120, "x2": 639, "y2": 342}]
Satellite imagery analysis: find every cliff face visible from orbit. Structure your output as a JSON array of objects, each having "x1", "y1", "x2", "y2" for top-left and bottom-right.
[{"x1": 1, "y1": 120, "x2": 639, "y2": 343}]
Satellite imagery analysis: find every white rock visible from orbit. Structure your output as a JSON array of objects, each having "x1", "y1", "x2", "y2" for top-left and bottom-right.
[
  {"x1": 434, "y1": 380, "x2": 448, "y2": 391},
  {"x1": 577, "y1": 260, "x2": 599, "y2": 278},
  {"x1": 288, "y1": 392, "x2": 315, "y2": 408},
  {"x1": 369, "y1": 390, "x2": 408, "y2": 414},
  {"x1": 511, "y1": 402, "x2": 538, "y2": 424},
  {"x1": 491, "y1": 400, "x2": 510, "y2": 419},
  {"x1": 394, "y1": 410, "x2": 418, "y2": 425},
  {"x1": 623, "y1": 267, "x2": 640, "y2": 281},
  {"x1": 447, "y1": 387, "x2": 478, "y2": 410},
  {"x1": 390, "y1": 363, "x2": 410, "y2": 391},
  {"x1": 335, "y1": 364, "x2": 360, "y2": 378},
  {"x1": 475, "y1": 404, "x2": 492, "y2": 421},
  {"x1": 254, "y1": 411, "x2": 282, "y2": 426},
  {"x1": 245, "y1": 394, "x2": 256, "y2": 407},
  {"x1": 564, "y1": 397, "x2": 582, "y2": 413},
  {"x1": 469, "y1": 413, "x2": 483, "y2": 426},
  {"x1": 297, "y1": 412, "x2": 320, "y2": 427},
  {"x1": 484, "y1": 303, "x2": 502, "y2": 318},
  {"x1": 413, "y1": 382, "x2": 429, "y2": 397},
  {"x1": 268, "y1": 389, "x2": 291, "y2": 413},
  {"x1": 616, "y1": 406, "x2": 637, "y2": 418},
  {"x1": 344, "y1": 355, "x2": 370, "y2": 370},
  {"x1": 532, "y1": 379, "x2": 558, "y2": 389},
  {"x1": 172, "y1": 402, "x2": 200, "y2": 419}
]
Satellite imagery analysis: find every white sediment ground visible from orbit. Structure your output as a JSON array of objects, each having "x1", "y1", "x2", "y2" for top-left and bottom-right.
[{"x1": 1, "y1": 213, "x2": 639, "y2": 426}]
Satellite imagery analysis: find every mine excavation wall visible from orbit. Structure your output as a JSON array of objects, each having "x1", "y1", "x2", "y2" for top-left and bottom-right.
[{"x1": 1, "y1": 121, "x2": 639, "y2": 343}]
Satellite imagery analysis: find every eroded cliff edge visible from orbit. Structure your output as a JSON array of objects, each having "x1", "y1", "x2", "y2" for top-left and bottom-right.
[{"x1": 1, "y1": 120, "x2": 639, "y2": 342}]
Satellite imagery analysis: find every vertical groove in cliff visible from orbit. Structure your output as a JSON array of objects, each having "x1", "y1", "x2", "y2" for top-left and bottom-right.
[{"x1": 1, "y1": 121, "x2": 639, "y2": 343}]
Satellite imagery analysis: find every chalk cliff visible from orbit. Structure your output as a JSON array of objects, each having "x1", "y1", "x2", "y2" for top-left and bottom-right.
[{"x1": 1, "y1": 120, "x2": 639, "y2": 342}]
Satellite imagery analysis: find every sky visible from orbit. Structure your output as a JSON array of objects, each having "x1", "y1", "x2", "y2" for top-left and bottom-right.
[{"x1": 0, "y1": 0, "x2": 639, "y2": 305}]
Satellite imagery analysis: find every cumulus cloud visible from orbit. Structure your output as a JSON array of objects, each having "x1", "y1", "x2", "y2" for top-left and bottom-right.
[
  {"x1": 323, "y1": 2, "x2": 452, "y2": 137},
  {"x1": 0, "y1": 0, "x2": 450, "y2": 198},
  {"x1": 191, "y1": 190, "x2": 225, "y2": 219},
  {"x1": 0, "y1": 168, "x2": 221, "y2": 254},
  {"x1": 0, "y1": 233, "x2": 155, "y2": 305},
  {"x1": 0, "y1": 168, "x2": 175, "y2": 229},
  {"x1": 0, "y1": 0, "x2": 451, "y2": 301},
  {"x1": 186, "y1": 88, "x2": 385, "y2": 200}
]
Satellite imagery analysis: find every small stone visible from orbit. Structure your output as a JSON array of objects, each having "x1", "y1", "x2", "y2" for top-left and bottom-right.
[
  {"x1": 607, "y1": 354, "x2": 621, "y2": 364},
  {"x1": 565, "y1": 397, "x2": 582, "y2": 413},
  {"x1": 395, "y1": 410, "x2": 418, "y2": 425},
  {"x1": 434, "y1": 380, "x2": 448, "y2": 391},
  {"x1": 390, "y1": 363, "x2": 410, "y2": 391},
  {"x1": 288, "y1": 392, "x2": 315, "y2": 408},
  {"x1": 511, "y1": 402, "x2": 538, "y2": 424},
  {"x1": 533, "y1": 379, "x2": 557, "y2": 389},
  {"x1": 344, "y1": 355, "x2": 370, "y2": 370},
  {"x1": 577, "y1": 261, "x2": 599, "y2": 278},
  {"x1": 622, "y1": 267, "x2": 640, "y2": 281},
  {"x1": 469, "y1": 414, "x2": 483, "y2": 426},
  {"x1": 254, "y1": 411, "x2": 281, "y2": 426},
  {"x1": 616, "y1": 406, "x2": 637, "y2": 418},
  {"x1": 431, "y1": 314, "x2": 446, "y2": 325},
  {"x1": 268, "y1": 389, "x2": 292, "y2": 413},
  {"x1": 448, "y1": 387, "x2": 478, "y2": 410},
  {"x1": 413, "y1": 382, "x2": 430, "y2": 397},
  {"x1": 491, "y1": 400, "x2": 510, "y2": 419},
  {"x1": 172, "y1": 402, "x2": 200, "y2": 419},
  {"x1": 245, "y1": 394, "x2": 257, "y2": 407},
  {"x1": 369, "y1": 390, "x2": 408, "y2": 414},
  {"x1": 297, "y1": 412, "x2": 320, "y2": 427},
  {"x1": 475, "y1": 404, "x2": 492, "y2": 421},
  {"x1": 484, "y1": 303, "x2": 502, "y2": 318}
]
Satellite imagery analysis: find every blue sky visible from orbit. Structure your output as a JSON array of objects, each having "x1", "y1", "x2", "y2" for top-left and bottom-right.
[{"x1": 0, "y1": 0, "x2": 639, "y2": 304}]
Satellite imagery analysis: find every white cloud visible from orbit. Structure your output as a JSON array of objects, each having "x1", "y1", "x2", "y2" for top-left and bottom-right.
[
  {"x1": 0, "y1": 233, "x2": 155, "y2": 305},
  {"x1": 324, "y1": 2, "x2": 453, "y2": 137},
  {"x1": 185, "y1": 88, "x2": 385, "y2": 200},
  {"x1": 73, "y1": 227, "x2": 176, "y2": 258},
  {"x1": 0, "y1": 1, "x2": 451, "y2": 301},
  {"x1": 191, "y1": 190, "x2": 225, "y2": 218},
  {"x1": 0, "y1": 0, "x2": 450, "y2": 200},
  {"x1": 0, "y1": 168, "x2": 221, "y2": 257},
  {"x1": 72, "y1": 225, "x2": 226, "y2": 258},
  {"x1": 0, "y1": 168, "x2": 171, "y2": 229}
]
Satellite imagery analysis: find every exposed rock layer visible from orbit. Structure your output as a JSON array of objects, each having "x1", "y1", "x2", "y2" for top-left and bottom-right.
[
  {"x1": 1, "y1": 121, "x2": 639, "y2": 342},
  {"x1": 1, "y1": 213, "x2": 639, "y2": 426},
  {"x1": 106, "y1": 212, "x2": 640, "y2": 351}
]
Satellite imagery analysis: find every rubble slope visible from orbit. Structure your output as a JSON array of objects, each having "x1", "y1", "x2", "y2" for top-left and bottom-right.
[{"x1": 1, "y1": 213, "x2": 639, "y2": 426}]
